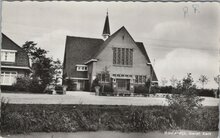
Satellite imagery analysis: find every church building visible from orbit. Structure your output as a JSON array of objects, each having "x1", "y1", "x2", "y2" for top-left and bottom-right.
[{"x1": 63, "y1": 12, "x2": 158, "y2": 95}]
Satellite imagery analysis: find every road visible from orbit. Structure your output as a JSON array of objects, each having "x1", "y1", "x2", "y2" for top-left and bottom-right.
[{"x1": 1, "y1": 91, "x2": 219, "y2": 106}]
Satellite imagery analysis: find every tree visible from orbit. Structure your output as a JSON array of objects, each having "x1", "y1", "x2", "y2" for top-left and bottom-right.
[
  {"x1": 170, "y1": 76, "x2": 178, "y2": 88},
  {"x1": 160, "y1": 77, "x2": 168, "y2": 86},
  {"x1": 22, "y1": 41, "x2": 37, "y2": 57},
  {"x1": 51, "y1": 59, "x2": 63, "y2": 84},
  {"x1": 198, "y1": 75, "x2": 208, "y2": 89},
  {"x1": 166, "y1": 73, "x2": 204, "y2": 127},
  {"x1": 214, "y1": 75, "x2": 220, "y2": 86},
  {"x1": 22, "y1": 41, "x2": 62, "y2": 92},
  {"x1": 214, "y1": 75, "x2": 220, "y2": 98},
  {"x1": 100, "y1": 66, "x2": 110, "y2": 93}
]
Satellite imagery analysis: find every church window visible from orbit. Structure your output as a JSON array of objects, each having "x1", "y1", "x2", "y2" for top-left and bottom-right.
[
  {"x1": 122, "y1": 48, "x2": 125, "y2": 65},
  {"x1": 113, "y1": 47, "x2": 133, "y2": 66},
  {"x1": 117, "y1": 48, "x2": 121, "y2": 64},
  {"x1": 113, "y1": 48, "x2": 117, "y2": 64}
]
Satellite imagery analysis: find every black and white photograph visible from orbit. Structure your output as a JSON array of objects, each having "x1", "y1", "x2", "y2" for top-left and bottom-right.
[{"x1": 0, "y1": 1, "x2": 219, "y2": 138}]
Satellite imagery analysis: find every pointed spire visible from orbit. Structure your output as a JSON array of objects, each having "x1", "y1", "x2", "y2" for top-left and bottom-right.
[{"x1": 102, "y1": 10, "x2": 110, "y2": 39}]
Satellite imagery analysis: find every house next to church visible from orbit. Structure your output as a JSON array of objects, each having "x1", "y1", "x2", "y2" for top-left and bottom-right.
[
  {"x1": 1, "y1": 33, "x2": 31, "y2": 87},
  {"x1": 63, "y1": 12, "x2": 158, "y2": 95}
]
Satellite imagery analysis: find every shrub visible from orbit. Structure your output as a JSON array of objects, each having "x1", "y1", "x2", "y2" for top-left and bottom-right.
[
  {"x1": 159, "y1": 86, "x2": 173, "y2": 94},
  {"x1": 1, "y1": 86, "x2": 16, "y2": 92},
  {"x1": 128, "y1": 107, "x2": 175, "y2": 132},
  {"x1": 1, "y1": 104, "x2": 218, "y2": 134},
  {"x1": 11, "y1": 77, "x2": 45, "y2": 93},
  {"x1": 166, "y1": 73, "x2": 204, "y2": 127},
  {"x1": 13, "y1": 77, "x2": 31, "y2": 92},
  {"x1": 65, "y1": 78, "x2": 76, "y2": 91},
  {"x1": 150, "y1": 86, "x2": 160, "y2": 94},
  {"x1": 55, "y1": 85, "x2": 63, "y2": 90},
  {"x1": 134, "y1": 85, "x2": 149, "y2": 94},
  {"x1": 100, "y1": 84, "x2": 114, "y2": 95},
  {"x1": 55, "y1": 85, "x2": 64, "y2": 94},
  {"x1": 197, "y1": 89, "x2": 215, "y2": 97},
  {"x1": 28, "y1": 78, "x2": 45, "y2": 93},
  {"x1": 91, "y1": 78, "x2": 100, "y2": 92}
]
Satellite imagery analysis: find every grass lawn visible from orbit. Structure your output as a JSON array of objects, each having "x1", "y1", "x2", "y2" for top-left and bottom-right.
[{"x1": 1, "y1": 91, "x2": 219, "y2": 106}]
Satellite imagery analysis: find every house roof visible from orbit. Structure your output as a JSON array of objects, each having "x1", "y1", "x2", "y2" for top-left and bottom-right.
[
  {"x1": 1, "y1": 33, "x2": 30, "y2": 69},
  {"x1": 63, "y1": 27, "x2": 158, "y2": 81},
  {"x1": 63, "y1": 36, "x2": 104, "y2": 78}
]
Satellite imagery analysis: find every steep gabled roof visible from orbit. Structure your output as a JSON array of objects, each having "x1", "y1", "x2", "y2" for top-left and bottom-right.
[
  {"x1": 1, "y1": 33, "x2": 30, "y2": 68},
  {"x1": 63, "y1": 27, "x2": 158, "y2": 81},
  {"x1": 135, "y1": 42, "x2": 151, "y2": 63},
  {"x1": 2, "y1": 33, "x2": 24, "y2": 51},
  {"x1": 135, "y1": 42, "x2": 158, "y2": 82},
  {"x1": 63, "y1": 36, "x2": 104, "y2": 78},
  {"x1": 93, "y1": 26, "x2": 139, "y2": 59}
]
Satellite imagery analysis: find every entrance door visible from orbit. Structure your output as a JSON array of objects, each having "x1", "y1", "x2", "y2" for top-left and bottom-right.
[
  {"x1": 76, "y1": 80, "x2": 85, "y2": 90},
  {"x1": 116, "y1": 79, "x2": 130, "y2": 91}
]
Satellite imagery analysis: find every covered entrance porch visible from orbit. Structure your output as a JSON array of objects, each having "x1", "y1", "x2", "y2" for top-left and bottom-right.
[{"x1": 112, "y1": 77, "x2": 134, "y2": 96}]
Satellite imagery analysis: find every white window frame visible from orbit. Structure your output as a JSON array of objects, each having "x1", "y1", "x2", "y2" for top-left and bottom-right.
[
  {"x1": 76, "y1": 65, "x2": 88, "y2": 71},
  {"x1": 1, "y1": 49, "x2": 17, "y2": 62},
  {"x1": 1, "y1": 71, "x2": 17, "y2": 86}
]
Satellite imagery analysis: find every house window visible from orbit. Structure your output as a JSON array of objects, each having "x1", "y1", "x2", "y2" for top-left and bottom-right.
[
  {"x1": 1, "y1": 71, "x2": 17, "y2": 86},
  {"x1": 76, "y1": 65, "x2": 88, "y2": 71},
  {"x1": 113, "y1": 47, "x2": 133, "y2": 66},
  {"x1": 1, "y1": 51, "x2": 16, "y2": 62}
]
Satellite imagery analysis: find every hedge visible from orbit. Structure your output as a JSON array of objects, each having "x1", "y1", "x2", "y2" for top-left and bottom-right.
[{"x1": 1, "y1": 104, "x2": 218, "y2": 134}]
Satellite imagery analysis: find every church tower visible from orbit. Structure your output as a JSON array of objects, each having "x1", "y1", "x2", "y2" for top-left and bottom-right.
[{"x1": 102, "y1": 11, "x2": 110, "y2": 39}]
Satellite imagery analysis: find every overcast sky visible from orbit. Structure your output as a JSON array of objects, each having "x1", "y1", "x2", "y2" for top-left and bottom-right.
[{"x1": 2, "y1": 2, "x2": 220, "y2": 88}]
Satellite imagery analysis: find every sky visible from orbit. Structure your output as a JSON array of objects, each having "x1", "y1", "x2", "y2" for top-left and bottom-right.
[{"x1": 2, "y1": 2, "x2": 220, "y2": 88}]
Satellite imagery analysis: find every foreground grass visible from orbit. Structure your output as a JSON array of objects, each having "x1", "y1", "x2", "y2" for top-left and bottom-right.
[{"x1": 1, "y1": 104, "x2": 218, "y2": 134}]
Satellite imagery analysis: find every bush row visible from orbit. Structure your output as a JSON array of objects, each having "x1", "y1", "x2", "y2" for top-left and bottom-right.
[
  {"x1": 1, "y1": 104, "x2": 218, "y2": 134},
  {"x1": 159, "y1": 86, "x2": 218, "y2": 97},
  {"x1": 134, "y1": 85, "x2": 218, "y2": 97},
  {"x1": 2, "y1": 77, "x2": 45, "y2": 93}
]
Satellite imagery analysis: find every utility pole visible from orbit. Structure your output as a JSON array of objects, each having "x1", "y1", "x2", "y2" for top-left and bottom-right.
[
  {"x1": 218, "y1": 47, "x2": 220, "y2": 97},
  {"x1": 214, "y1": 47, "x2": 220, "y2": 98}
]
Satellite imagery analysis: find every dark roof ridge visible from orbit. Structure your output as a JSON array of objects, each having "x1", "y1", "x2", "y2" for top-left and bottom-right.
[{"x1": 66, "y1": 35, "x2": 103, "y2": 41}]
